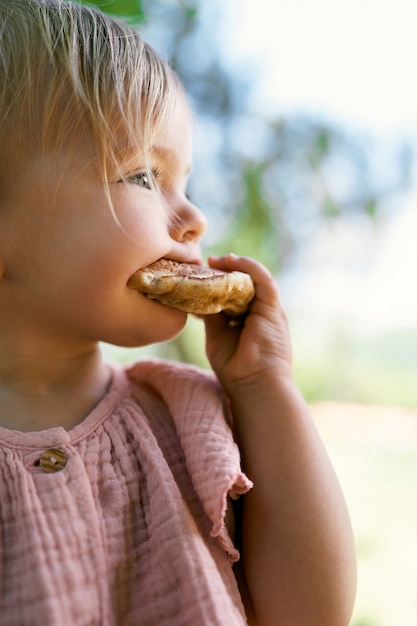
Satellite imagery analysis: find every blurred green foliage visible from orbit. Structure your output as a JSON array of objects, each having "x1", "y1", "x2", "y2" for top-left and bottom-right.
[
  {"x1": 210, "y1": 164, "x2": 281, "y2": 270},
  {"x1": 329, "y1": 434, "x2": 417, "y2": 626}
]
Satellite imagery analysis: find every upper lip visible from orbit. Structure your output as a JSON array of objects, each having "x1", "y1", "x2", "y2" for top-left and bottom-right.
[{"x1": 162, "y1": 255, "x2": 202, "y2": 266}]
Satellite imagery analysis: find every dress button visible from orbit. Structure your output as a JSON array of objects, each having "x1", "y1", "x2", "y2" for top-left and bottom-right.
[{"x1": 39, "y1": 448, "x2": 67, "y2": 473}]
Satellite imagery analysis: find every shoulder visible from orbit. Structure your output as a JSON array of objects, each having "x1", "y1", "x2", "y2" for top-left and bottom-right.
[
  {"x1": 126, "y1": 357, "x2": 217, "y2": 385},
  {"x1": 125, "y1": 358, "x2": 223, "y2": 403},
  {"x1": 121, "y1": 357, "x2": 236, "y2": 438},
  {"x1": 118, "y1": 358, "x2": 233, "y2": 427}
]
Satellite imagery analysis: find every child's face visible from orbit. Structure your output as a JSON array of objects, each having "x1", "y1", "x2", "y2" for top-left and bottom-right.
[{"x1": 0, "y1": 104, "x2": 207, "y2": 348}]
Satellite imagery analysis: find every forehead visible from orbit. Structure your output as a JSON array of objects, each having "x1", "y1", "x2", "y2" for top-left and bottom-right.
[
  {"x1": 153, "y1": 101, "x2": 193, "y2": 158},
  {"x1": 121, "y1": 101, "x2": 193, "y2": 172}
]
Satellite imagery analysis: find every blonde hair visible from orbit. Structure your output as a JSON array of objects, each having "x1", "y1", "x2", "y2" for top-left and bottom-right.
[{"x1": 0, "y1": 0, "x2": 182, "y2": 193}]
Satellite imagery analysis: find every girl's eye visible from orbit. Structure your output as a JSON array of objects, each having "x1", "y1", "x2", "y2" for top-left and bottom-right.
[
  {"x1": 120, "y1": 168, "x2": 161, "y2": 190},
  {"x1": 128, "y1": 170, "x2": 154, "y2": 189}
]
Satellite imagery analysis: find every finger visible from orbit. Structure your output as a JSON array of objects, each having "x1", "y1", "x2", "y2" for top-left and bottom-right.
[
  {"x1": 208, "y1": 254, "x2": 280, "y2": 308},
  {"x1": 202, "y1": 310, "x2": 240, "y2": 334}
]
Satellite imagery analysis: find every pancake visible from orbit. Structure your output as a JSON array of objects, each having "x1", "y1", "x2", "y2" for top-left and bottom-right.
[{"x1": 127, "y1": 259, "x2": 255, "y2": 316}]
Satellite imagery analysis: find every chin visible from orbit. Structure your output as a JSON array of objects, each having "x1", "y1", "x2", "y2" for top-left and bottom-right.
[
  {"x1": 113, "y1": 307, "x2": 188, "y2": 349},
  {"x1": 156, "y1": 309, "x2": 188, "y2": 342}
]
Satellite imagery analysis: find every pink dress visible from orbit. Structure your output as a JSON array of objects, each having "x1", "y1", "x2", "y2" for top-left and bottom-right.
[{"x1": 0, "y1": 359, "x2": 252, "y2": 625}]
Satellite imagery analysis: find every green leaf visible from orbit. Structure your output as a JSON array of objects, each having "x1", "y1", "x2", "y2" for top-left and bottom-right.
[{"x1": 83, "y1": 0, "x2": 145, "y2": 21}]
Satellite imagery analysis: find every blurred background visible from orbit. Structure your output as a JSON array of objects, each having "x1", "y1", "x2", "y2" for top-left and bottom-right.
[{"x1": 86, "y1": 1, "x2": 417, "y2": 624}]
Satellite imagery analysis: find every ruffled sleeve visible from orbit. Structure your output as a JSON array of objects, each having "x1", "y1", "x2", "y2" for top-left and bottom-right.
[{"x1": 127, "y1": 359, "x2": 253, "y2": 562}]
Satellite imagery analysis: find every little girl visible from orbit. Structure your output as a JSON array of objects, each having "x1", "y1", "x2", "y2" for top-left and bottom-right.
[{"x1": 0, "y1": 1, "x2": 356, "y2": 624}]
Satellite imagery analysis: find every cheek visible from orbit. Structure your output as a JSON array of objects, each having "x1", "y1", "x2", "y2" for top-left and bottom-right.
[
  {"x1": 112, "y1": 186, "x2": 167, "y2": 238},
  {"x1": 112, "y1": 213, "x2": 169, "y2": 267}
]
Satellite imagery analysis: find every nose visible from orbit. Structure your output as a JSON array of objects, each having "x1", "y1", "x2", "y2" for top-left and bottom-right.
[{"x1": 169, "y1": 198, "x2": 207, "y2": 244}]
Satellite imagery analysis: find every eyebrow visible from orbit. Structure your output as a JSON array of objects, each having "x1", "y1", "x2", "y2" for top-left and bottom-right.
[{"x1": 151, "y1": 144, "x2": 192, "y2": 176}]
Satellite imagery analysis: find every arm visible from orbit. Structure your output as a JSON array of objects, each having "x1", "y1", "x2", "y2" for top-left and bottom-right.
[{"x1": 204, "y1": 254, "x2": 357, "y2": 626}]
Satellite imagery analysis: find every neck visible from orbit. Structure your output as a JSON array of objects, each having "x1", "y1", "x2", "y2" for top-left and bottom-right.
[{"x1": 0, "y1": 339, "x2": 112, "y2": 432}]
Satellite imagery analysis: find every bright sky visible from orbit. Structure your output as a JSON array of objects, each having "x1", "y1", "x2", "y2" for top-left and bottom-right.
[
  {"x1": 223, "y1": 0, "x2": 417, "y2": 133},
  {"x1": 220, "y1": 0, "x2": 417, "y2": 335}
]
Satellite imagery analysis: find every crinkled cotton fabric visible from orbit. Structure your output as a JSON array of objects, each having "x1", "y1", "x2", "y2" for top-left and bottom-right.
[{"x1": 0, "y1": 359, "x2": 253, "y2": 625}]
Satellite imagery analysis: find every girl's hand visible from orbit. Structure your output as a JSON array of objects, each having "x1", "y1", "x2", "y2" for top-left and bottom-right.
[{"x1": 203, "y1": 254, "x2": 292, "y2": 388}]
